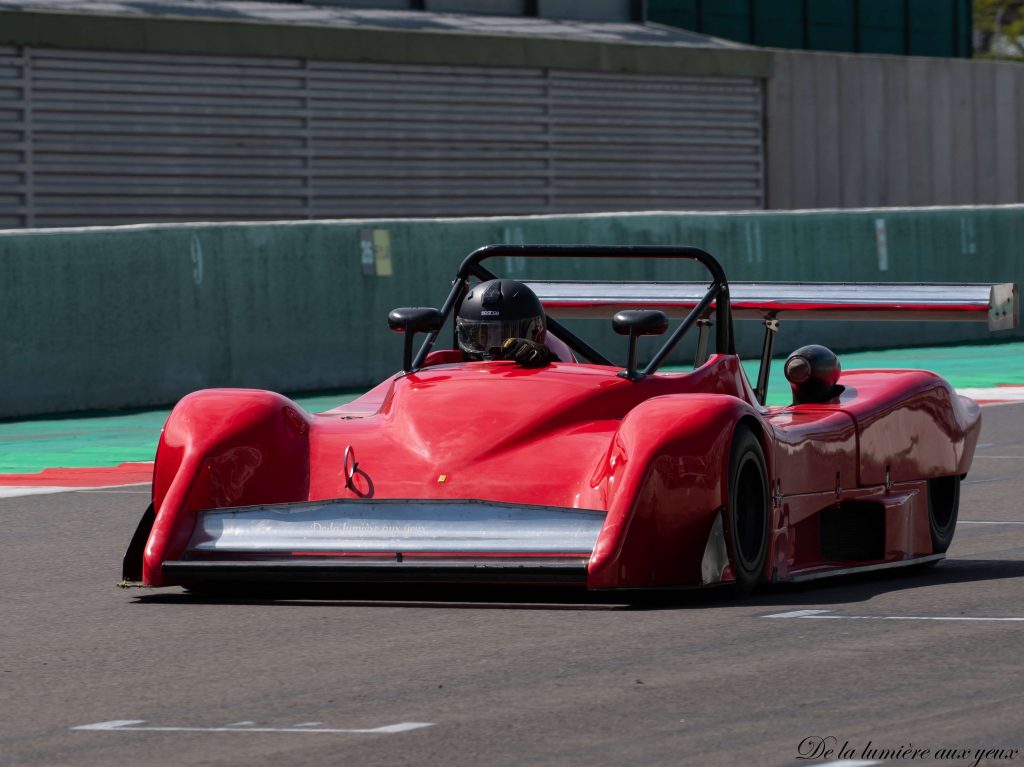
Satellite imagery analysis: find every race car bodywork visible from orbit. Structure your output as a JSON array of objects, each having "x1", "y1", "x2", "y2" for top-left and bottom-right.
[{"x1": 123, "y1": 245, "x2": 1018, "y2": 592}]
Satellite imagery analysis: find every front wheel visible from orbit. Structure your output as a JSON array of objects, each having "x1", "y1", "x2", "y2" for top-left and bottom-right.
[
  {"x1": 727, "y1": 424, "x2": 770, "y2": 596},
  {"x1": 928, "y1": 475, "x2": 960, "y2": 554}
]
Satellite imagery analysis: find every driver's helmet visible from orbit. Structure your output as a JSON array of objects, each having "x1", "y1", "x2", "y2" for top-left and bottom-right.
[{"x1": 456, "y1": 279, "x2": 546, "y2": 360}]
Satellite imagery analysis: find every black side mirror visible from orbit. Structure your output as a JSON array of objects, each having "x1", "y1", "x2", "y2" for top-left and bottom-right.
[
  {"x1": 613, "y1": 309, "x2": 669, "y2": 380},
  {"x1": 784, "y1": 344, "x2": 842, "y2": 404},
  {"x1": 388, "y1": 307, "x2": 444, "y2": 373}
]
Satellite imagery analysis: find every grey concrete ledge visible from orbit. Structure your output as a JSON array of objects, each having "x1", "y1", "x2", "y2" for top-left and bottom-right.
[
  {"x1": 0, "y1": 8, "x2": 773, "y2": 77},
  {"x1": 5, "y1": 203, "x2": 1023, "y2": 239}
]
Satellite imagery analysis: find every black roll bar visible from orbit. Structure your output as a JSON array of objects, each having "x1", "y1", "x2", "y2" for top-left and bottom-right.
[{"x1": 411, "y1": 244, "x2": 733, "y2": 374}]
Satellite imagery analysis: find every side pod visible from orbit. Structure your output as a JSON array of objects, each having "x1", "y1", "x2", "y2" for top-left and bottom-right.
[
  {"x1": 143, "y1": 389, "x2": 312, "y2": 586},
  {"x1": 588, "y1": 393, "x2": 764, "y2": 589}
]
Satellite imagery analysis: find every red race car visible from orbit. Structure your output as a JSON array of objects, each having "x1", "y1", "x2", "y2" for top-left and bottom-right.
[{"x1": 122, "y1": 245, "x2": 1018, "y2": 594}]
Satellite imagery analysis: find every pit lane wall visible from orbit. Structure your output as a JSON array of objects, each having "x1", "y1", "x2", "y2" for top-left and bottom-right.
[{"x1": 2, "y1": 205, "x2": 1022, "y2": 418}]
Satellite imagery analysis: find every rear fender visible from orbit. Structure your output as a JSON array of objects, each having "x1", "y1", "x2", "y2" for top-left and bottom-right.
[
  {"x1": 587, "y1": 394, "x2": 763, "y2": 588},
  {"x1": 852, "y1": 374, "x2": 981, "y2": 485},
  {"x1": 142, "y1": 389, "x2": 311, "y2": 586}
]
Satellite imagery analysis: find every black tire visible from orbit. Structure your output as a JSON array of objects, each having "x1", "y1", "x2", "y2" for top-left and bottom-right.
[
  {"x1": 928, "y1": 475, "x2": 960, "y2": 554},
  {"x1": 727, "y1": 424, "x2": 770, "y2": 596}
]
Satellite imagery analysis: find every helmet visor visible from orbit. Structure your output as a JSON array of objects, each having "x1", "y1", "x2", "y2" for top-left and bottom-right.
[{"x1": 456, "y1": 317, "x2": 544, "y2": 359}]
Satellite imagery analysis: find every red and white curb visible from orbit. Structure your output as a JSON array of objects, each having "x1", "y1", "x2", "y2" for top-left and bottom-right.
[
  {"x1": 957, "y1": 386, "x2": 1024, "y2": 405},
  {"x1": 0, "y1": 462, "x2": 153, "y2": 499}
]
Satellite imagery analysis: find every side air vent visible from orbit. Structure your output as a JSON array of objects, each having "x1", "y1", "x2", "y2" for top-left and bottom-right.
[{"x1": 820, "y1": 502, "x2": 885, "y2": 562}]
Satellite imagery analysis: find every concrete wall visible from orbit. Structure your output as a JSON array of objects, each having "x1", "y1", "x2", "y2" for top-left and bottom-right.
[
  {"x1": 0, "y1": 47, "x2": 765, "y2": 228},
  {"x1": 767, "y1": 51, "x2": 1024, "y2": 209},
  {"x1": 3, "y1": 7, "x2": 1024, "y2": 228},
  {"x1": 2, "y1": 205, "x2": 1022, "y2": 418}
]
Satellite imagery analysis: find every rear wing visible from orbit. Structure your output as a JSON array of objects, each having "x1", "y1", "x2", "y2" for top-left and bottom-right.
[
  {"x1": 409, "y1": 244, "x2": 1018, "y2": 406},
  {"x1": 529, "y1": 282, "x2": 1019, "y2": 332}
]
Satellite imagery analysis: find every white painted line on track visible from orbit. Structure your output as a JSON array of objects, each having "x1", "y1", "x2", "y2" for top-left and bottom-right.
[
  {"x1": 0, "y1": 486, "x2": 79, "y2": 498},
  {"x1": 74, "y1": 720, "x2": 145, "y2": 730},
  {"x1": 960, "y1": 520, "x2": 1024, "y2": 525},
  {"x1": 72, "y1": 720, "x2": 434, "y2": 734},
  {"x1": 763, "y1": 609, "x2": 1024, "y2": 622},
  {"x1": 78, "y1": 489, "x2": 152, "y2": 494},
  {"x1": 762, "y1": 609, "x2": 830, "y2": 618},
  {"x1": 0, "y1": 482, "x2": 150, "y2": 499}
]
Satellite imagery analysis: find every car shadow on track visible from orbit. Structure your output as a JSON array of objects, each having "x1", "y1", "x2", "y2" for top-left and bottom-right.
[
  {"x1": 699, "y1": 557, "x2": 1024, "y2": 611},
  {"x1": 130, "y1": 584, "x2": 636, "y2": 610},
  {"x1": 126, "y1": 558, "x2": 1024, "y2": 611}
]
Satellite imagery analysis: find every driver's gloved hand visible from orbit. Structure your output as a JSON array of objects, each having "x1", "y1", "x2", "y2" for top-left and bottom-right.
[{"x1": 499, "y1": 338, "x2": 555, "y2": 368}]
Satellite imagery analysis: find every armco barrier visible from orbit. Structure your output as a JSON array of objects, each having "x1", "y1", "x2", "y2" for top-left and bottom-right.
[{"x1": 1, "y1": 206, "x2": 1022, "y2": 418}]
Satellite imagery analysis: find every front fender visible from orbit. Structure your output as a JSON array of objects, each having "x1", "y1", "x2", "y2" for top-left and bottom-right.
[
  {"x1": 142, "y1": 389, "x2": 311, "y2": 586},
  {"x1": 587, "y1": 394, "x2": 761, "y2": 589}
]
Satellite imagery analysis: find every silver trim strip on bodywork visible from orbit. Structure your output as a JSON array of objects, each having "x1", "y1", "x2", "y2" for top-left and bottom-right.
[
  {"x1": 185, "y1": 498, "x2": 606, "y2": 556},
  {"x1": 785, "y1": 554, "x2": 944, "y2": 583}
]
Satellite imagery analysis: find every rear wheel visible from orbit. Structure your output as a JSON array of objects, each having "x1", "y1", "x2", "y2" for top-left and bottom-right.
[
  {"x1": 727, "y1": 424, "x2": 770, "y2": 596},
  {"x1": 928, "y1": 475, "x2": 960, "y2": 554}
]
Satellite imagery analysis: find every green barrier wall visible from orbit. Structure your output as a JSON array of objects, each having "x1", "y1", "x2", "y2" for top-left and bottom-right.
[{"x1": 1, "y1": 206, "x2": 1021, "y2": 418}]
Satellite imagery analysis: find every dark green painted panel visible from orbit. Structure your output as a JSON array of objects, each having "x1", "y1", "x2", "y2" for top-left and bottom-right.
[
  {"x1": 706, "y1": 0, "x2": 750, "y2": 14},
  {"x1": 908, "y1": 0, "x2": 956, "y2": 57},
  {"x1": 807, "y1": 26, "x2": 856, "y2": 53},
  {"x1": 700, "y1": 0, "x2": 752, "y2": 44},
  {"x1": 859, "y1": 27, "x2": 904, "y2": 55},
  {"x1": 858, "y1": 0, "x2": 906, "y2": 55},
  {"x1": 753, "y1": 0, "x2": 804, "y2": 48},
  {"x1": 909, "y1": 31, "x2": 954, "y2": 57},
  {"x1": 859, "y1": 0, "x2": 905, "y2": 26},
  {"x1": 909, "y1": 0, "x2": 953, "y2": 32},
  {"x1": 807, "y1": 0, "x2": 856, "y2": 52},
  {"x1": 955, "y1": 0, "x2": 973, "y2": 57},
  {"x1": 645, "y1": 0, "x2": 969, "y2": 58},
  {"x1": 807, "y1": 0, "x2": 855, "y2": 25},
  {"x1": 753, "y1": 0, "x2": 802, "y2": 22},
  {"x1": 647, "y1": 0, "x2": 698, "y2": 29},
  {"x1": 647, "y1": 0, "x2": 969, "y2": 58}
]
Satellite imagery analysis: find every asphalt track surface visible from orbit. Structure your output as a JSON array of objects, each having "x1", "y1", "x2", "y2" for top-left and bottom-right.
[{"x1": 4, "y1": 408, "x2": 1024, "y2": 767}]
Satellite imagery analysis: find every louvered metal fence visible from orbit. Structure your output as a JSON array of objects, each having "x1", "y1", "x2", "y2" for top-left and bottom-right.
[{"x1": 0, "y1": 46, "x2": 764, "y2": 228}]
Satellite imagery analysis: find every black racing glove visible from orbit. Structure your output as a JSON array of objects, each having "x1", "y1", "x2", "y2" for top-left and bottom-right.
[{"x1": 499, "y1": 337, "x2": 555, "y2": 368}]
